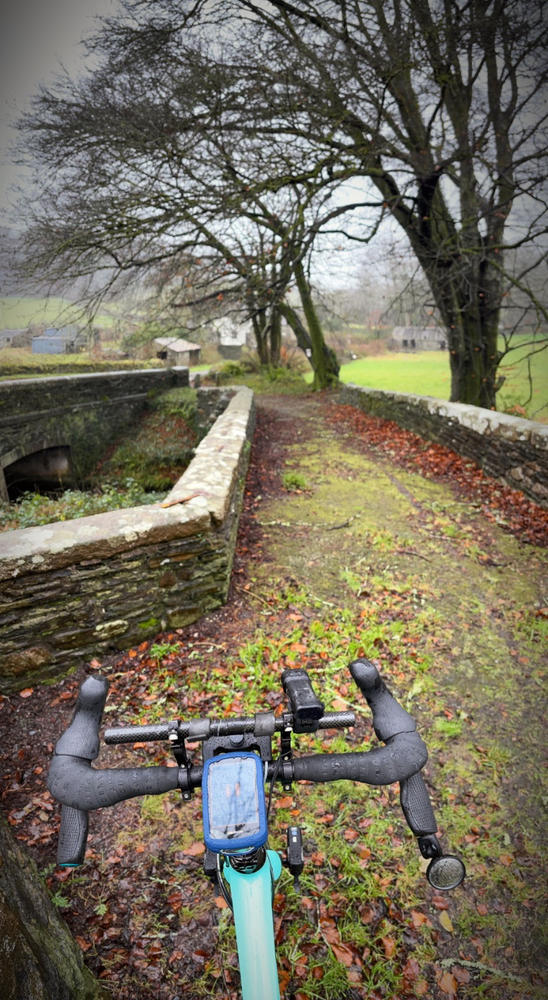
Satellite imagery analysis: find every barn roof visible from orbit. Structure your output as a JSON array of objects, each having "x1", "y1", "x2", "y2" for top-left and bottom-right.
[{"x1": 154, "y1": 337, "x2": 201, "y2": 352}]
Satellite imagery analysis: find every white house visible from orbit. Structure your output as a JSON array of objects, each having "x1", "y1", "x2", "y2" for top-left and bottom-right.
[{"x1": 211, "y1": 317, "x2": 253, "y2": 358}]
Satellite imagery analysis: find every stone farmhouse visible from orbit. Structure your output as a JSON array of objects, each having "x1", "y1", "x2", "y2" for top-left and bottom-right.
[{"x1": 391, "y1": 326, "x2": 447, "y2": 350}]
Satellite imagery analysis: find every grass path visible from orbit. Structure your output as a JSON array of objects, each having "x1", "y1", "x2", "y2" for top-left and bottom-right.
[{"x1": 215, "y1": 391, "x2": 547, "y2": 998}]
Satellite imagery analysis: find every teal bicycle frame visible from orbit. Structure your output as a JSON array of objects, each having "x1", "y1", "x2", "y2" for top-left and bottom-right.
[{"x1": 223, "y1": 850, "x2": 283, "y2": 1000}]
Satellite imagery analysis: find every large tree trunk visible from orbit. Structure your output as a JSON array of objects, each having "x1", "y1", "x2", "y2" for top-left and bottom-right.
[
  {"x1": 431, "y1": 251, "x2": 503, "y2": 409},
  {"x1": 269, "y1": 307, "x2": 282, "y2": 367},
  {"x1": 0, "y1": 812, "x2": 105, "y2": 1000},
  {"x1": 446, "y1": 309, "x2": 501, "y2": 409},
  {"x1": 400, "y1": 199, "x2": 503, "y2": 407},
  {"x1": 250, "y1": 311, "x2": 270, "y2": 366},
  {"x1": 372, "y1": 145, "x2": 507, "y2": 409},
  {"x1": 278, "y1": 300, "x2": 340, "y2": 387},
  {"x1": 292, "y1": 261, "x2": 339, "y2": 388}
]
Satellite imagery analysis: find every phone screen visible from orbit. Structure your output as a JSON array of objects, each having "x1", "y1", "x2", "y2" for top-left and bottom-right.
[{"x1": 206, "y1": 755, "x2": 261, "y2": 840}]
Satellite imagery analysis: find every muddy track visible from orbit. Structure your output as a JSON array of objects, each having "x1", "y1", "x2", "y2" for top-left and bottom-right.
[{"x1": 0, "y1": 389, "x2": 546, "y2": 1000}]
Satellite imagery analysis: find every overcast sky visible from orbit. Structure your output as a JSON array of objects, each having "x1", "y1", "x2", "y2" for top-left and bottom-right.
[
  {"x1": 0, "y1": 0, "x2": 376, "y2": 286},
  {"x1": 0, "y1": 0, "x2": 122, "y2": 217}
]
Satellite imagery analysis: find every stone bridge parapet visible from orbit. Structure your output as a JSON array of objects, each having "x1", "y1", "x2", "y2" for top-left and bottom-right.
[
  {"x1": 0, "y1": 368, "x2": 190, "y2": 499},
  {"x1": 0, "y1": 385, "x2": 255, "y2": 693},
  {"x1": 340, "y1": 384, "x2": 548, "y2": 507}
]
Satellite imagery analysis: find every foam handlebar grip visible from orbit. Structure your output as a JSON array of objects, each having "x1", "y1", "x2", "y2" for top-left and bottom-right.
[
  {"x1": 291, "y1": 731, "x2": 428, "y2": 786},
  {"x1": 48, "y1": 757, "x2": 181, "y2": 811},
  {"x1": 57, "y1": 805, "x2": 89, "y2": 866},
  {"x1": 400, "y1": 771, "x2": 437, "y2": 835},
  {"x1": 55, "y1": 675, "x2": 109, "y2": 760},
  {"x1": 349, "y1": 659, "x2": 416, "y2": 740}
]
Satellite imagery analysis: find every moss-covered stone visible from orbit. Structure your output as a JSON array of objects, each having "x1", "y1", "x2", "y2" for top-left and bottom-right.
[{"x1": 340, "y1": 383, "x2": 548, "y2": 505}]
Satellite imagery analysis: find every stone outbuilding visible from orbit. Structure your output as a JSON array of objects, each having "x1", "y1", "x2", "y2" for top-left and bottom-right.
[
  {"x1": 31, "y1": 326, "x2": 81, "y2": 354},
  {"x1": 154, "y1": 336, "x2": 202, "y2": 366},
  {"x1": 391, "y1": 326, "x2": 447, "y2": 350},
  {"x1": 0, "y1": 329, "x2": 26, "y2": 349}
]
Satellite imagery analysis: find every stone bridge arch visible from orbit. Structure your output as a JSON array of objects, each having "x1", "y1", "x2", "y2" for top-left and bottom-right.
[
  {"x1": 3, "y1": 442, "x2": 73, "y2": 499},
  {"x1": 0, "y1": 368, "x2": 190, "y2": 501}
]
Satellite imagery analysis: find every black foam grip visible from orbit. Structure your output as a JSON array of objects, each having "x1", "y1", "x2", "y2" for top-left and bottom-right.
[
  {"x1": 55, "y1": 675, "x2": 109, "y2": 760},
  {"x1": 48, "y1": 756, "x2": 181, "y2": 811},
  {"x1": 57, "y1": 805, "x2": 89, "y2": 866},
  {"x1": 291, "y1": 731, "x2": 427, "y2": 786},
  {"x1": 400, "y1": 771, "x2": 437, "y2": 835},
  {"x1": 349, "y1": 659, "x2": 416, "y2": 740}
]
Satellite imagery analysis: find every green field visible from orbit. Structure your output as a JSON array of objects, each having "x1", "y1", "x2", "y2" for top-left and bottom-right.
[
  {"x1": 0, "y1": 296, "x2": 118, "y2": 330},
  {"x1": 338, "y1": 341, "x2": 548, "y2": 422}
]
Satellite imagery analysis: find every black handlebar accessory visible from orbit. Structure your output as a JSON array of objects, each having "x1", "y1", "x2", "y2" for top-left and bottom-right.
[
  {"x1": 427, "y1": 854, "x2": 466, "y2": 890},
  {"x1": 286, "y1": 826, "x2": 304, "y2": 888},
  {"x1": 282, "y1": 668, "x2": 325, "y2": 732}
]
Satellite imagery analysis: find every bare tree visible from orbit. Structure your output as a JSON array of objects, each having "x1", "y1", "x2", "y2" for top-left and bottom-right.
[
  {"x1": 178, "y1": 0, "x2": 547, "y2": 407},
  {"x1": 15, "y1": 21, "x2": 348, "y2": 386},
  {"x1": 16, "y1": 0, "x2": 547, "y2": 403}
]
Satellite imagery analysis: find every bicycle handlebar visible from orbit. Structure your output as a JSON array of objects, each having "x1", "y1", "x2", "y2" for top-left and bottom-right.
[
  {"x1": 103, "y1": 710, "x2": 356, "y2": 745},
  {"x1": 47, "y1": 659, "x2": 438, "y2": 866}
]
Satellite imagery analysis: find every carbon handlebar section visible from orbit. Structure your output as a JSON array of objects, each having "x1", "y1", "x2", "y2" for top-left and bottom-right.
[{"x1": 104, "y1": 711, "x2": 356, "y2": 745}]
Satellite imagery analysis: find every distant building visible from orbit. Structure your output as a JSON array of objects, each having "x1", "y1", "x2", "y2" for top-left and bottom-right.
[
  {"x1": 391, "y1": 326, "x2": 447, "y2": 350},
  {"x1": 0, "y1": 328, "x2": 26, "y2": 349},
  {"x1": 154, "y1": 336, "x2": 202, "y2": 366},
  {"x1": 211, "y1": 317, "x2": 253, "y2": 359},
  {"x1": 32, "y1": 327, "x2": 79, "y2": 354}
]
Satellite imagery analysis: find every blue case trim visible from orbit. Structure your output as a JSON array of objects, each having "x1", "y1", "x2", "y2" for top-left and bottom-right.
[{"x1": 202, "y1": 751, "x2": 268, "y2": 854}]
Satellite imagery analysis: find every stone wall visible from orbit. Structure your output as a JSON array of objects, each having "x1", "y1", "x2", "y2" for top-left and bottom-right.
[
  {"x1": 340, "y1": 384, "x2": 548, "y2": 507},
  {"x1": 0, "y1": 386, "x2": 255, "y2": 693},
  {"x1": 0, "y1": 368, "x2": 190, "y2": 499}
]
